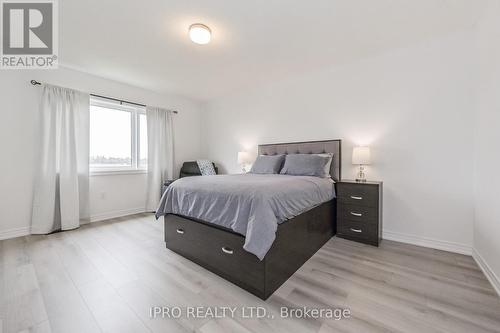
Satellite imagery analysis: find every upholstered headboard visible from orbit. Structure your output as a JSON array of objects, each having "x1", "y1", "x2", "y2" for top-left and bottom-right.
[{"x1": 258, "y1": 139, "x2": 342, "y2": 181}]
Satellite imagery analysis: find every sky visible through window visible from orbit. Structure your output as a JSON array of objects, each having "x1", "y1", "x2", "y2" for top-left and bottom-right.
[{"x1": 90, "y1": 105, "x2": 132, "y2": 167}]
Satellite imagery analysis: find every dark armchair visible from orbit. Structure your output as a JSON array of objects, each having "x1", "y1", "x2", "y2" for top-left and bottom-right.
[
  {"x1": 179, "y1": 161, "x2": 218, "y2": 178},
  {"x1": 161, "y1": 161, "x2": 218, "y2": 196}
]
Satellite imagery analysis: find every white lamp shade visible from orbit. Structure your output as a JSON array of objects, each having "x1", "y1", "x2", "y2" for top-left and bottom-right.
[
  {"x1": 352, "y1": 146, "x2": 371, "y2": 165},
  {"x1": 238, "y1": 151, "x2": 251, "y2": 165}
]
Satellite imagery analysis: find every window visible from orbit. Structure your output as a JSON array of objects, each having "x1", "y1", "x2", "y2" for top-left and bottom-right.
[{"x1": 90, "y1": 98, "x2": 147, "y2": 173}]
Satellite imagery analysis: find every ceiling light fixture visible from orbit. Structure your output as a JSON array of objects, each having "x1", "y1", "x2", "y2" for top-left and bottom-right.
[{"x1": 189, "y1": 23, "x2": 211, "y2": 45}]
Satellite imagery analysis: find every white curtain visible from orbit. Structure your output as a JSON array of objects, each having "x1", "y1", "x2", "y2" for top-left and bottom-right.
[
  {"x1": 146, "y1": 106, "x2": 174, "y2": 211},
  {"x1": 31, "y1": 84, "x2": 90, "y2": 234}
]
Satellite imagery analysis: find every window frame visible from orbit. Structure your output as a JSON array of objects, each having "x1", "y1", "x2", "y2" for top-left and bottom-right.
[{"x1": 89, "y1": 97, "x2": 147, "y2": 176}]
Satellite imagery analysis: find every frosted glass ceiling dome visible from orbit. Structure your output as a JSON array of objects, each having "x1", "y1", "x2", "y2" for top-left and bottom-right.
[{"x1": 189, "y1": 24, "x2": 211, "y2": 45}]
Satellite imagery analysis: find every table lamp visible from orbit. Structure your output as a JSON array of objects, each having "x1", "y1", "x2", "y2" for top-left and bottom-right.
[
  {"x1": 352, "y1": 146, "x2": 371, "y2": 182},
  {"x1": 237, "y1": 151, "x2": 252, "y2": 172}
]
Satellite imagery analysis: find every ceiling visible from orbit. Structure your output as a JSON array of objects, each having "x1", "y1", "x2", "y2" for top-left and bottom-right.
[{"x1": 61, "y1": 0, "x2": 484, "y2": 102}]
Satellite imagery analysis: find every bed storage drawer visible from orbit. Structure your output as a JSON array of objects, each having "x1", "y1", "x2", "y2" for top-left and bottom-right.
[
  {"x1": 163, "y1": 200, "x2": 335, "y2": 300},
  {"x1": 165, "y1": 214, "x2": 265, "y2": 297}
]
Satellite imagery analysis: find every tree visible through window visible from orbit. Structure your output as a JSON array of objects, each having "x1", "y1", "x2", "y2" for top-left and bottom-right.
[{"x1": 90, "y1": 98, "x2": 147, "y2": 172}]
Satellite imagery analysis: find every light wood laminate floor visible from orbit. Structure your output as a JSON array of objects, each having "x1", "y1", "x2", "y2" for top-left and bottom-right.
[{"x1": 1, "y1": 213, "x2": 499, "y2": 333}]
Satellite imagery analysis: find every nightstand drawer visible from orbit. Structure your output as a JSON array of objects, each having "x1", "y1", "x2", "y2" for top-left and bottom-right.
[
  {"x1": 339, "y1": 204, "x2": 378, "y2": 224},
  {"x1": 338, "y1": 220, "x2": 377, "y2": 241},
  {"x1": 337, "y1": 184, "x2": 378, "y2": 207}
]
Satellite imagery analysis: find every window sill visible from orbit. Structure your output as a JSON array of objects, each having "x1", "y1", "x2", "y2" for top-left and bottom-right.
[{"x1": 90, "y1": 169, "x2": 147, "y2": 177}]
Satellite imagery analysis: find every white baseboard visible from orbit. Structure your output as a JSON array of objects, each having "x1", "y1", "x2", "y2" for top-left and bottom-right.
[
  {"x1": 0, "y1": 226, "x2": 30, "y2": 240},
  {"x1": 472, "y1": 248, "x2": 500, "y2": 297},
  {"x1": 90, "y1": 207, "x2": 146, "y2": 223},
  {"x1": 0, "y1": 207, "x2": 146, "y2": 240},
  {"x1": 383, "y1": 230, "x2": 472, "y2": 255},
  {"x1": 0, "y1": 208, "x2": 147, "y2": 241}
]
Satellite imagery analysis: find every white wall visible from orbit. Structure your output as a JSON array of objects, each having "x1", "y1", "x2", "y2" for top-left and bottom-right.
[
  {"x1": 474, "y1": 0, "x2": 500, "y2": 289},
  {"x1": 203, "y1": 30, "x2": 476, "y2": 252},
  {"x1": 0, "y1": 67, "x2": 203, "y2": 237}
]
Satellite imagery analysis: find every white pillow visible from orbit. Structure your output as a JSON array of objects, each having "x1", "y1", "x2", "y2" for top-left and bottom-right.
[{"x1": 317, "y1": 153, "x2": 333, "y2": 178}]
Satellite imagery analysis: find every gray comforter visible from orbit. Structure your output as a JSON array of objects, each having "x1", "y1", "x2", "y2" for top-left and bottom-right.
[{"x1": 155, "y1": 174, "x2": 335, "y2": 260}]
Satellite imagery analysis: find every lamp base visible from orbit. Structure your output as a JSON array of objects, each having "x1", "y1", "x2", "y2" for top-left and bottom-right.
[{"x1": 356, "y1": 165, "x2": 367, "y2": 182}]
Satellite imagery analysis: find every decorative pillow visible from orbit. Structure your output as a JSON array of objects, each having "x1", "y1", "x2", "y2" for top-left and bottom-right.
[
  {"x1": 280, "y1": 154, "x2": 331, "y2": 177},
  {"x1": 196, "y1": 160, "x2": 216, "y2": 176},
  {"x1": 249, "y1": 155, "x2": 285, "y2": 174}
]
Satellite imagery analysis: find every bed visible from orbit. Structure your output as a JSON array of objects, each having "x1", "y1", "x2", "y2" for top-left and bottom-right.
[{"x1": 157, "y1": 139, "x2": 341, "y2": 300}]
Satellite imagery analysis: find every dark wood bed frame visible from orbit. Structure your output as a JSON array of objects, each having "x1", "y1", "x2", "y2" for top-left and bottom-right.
[{"x1": 164, "y1": 139, "x2": 341, "y2": 300}]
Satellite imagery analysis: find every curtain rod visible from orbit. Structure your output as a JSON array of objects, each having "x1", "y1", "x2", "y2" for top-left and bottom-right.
[{"x1": 30, "y1": 80, "x2": 178, "y2": 114}]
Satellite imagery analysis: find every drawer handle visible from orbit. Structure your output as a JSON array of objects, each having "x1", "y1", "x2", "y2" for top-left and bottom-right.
[
  {"x1": 350, "y1": 196, "x2": 363, "y2": 200},
  {"x1": 350, "y1": 228, "x2": 363, "y2": 233},
  {"x1": 221, "y1": 247, "x2": 234, "y2": 255},
  {"x1": 176, "y1": 228, "x2": 185, "y2": 234},
  {"x1": 350, "y1": 212, "x2": 363, "y2": 217}
]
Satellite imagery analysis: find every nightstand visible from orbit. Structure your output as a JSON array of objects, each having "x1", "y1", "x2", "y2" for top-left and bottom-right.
[
  {"x1": 161, "y1": 180, "x2": 175, "y2": 197},
  {"x1": 336, "y1": 180, "x2": 383, "y2": 246}
]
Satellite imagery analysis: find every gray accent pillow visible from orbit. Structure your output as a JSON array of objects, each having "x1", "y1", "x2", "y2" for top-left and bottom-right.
[
  {"x1": 317, "y1": 153, "x2": 333, "y2": 178},
  {"x1": 249, "y1": 155, "x2": 285, "y2": 174},
  {"x1": 280, "y1": 154, "x2": 331, "y2": 177}
]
